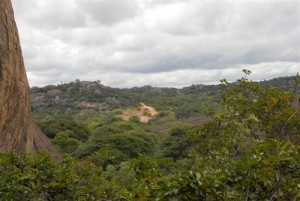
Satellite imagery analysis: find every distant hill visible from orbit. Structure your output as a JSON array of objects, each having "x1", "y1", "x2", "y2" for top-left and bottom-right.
[
  {"x1": 30, "y1": 75, "x2": 298, "y2": 126},
  {"x1": 181, "y1": 76, "x2": 298, "y2": 94},
  {"x1": 31, "y1": 76, "x2": 298, "y2": 108}
]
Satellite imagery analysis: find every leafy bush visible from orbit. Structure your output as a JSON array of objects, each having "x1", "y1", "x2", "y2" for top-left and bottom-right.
[
  {"x1": 38, "y1": 118, "x2": 90, "y2": 142},
  {"x1": 162, "y1": 126, "x2": 191, "y2": 160}
]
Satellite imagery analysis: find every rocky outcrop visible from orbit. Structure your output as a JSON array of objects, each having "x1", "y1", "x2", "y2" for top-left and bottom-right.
[
  {"x1": 47, "y1": 89, "x2": 62, "y2": 96},
  {"x1": 31, "y1": 93, "x2": 47, "y2": 107},
  {"x1": 78, "y1": 81, "x2": 105, "y2": 92},
  {"x1": 0, "y1": 0, "x2": 60, "y2": 160},
  {"x1": 76, "y1": 102, "x2": 106, "y2": 110}
]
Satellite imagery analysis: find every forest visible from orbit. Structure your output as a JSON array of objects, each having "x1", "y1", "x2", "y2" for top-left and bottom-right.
[{"x1": 0, "y1": 71, "x2": 299, "y2": 200}]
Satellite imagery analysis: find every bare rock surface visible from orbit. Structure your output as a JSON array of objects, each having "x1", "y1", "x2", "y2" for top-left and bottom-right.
[
  {"x1": 47, "y1": 89, "x2": 62, "y2": 96},
  {"x1": 0, "y1": 0, "x2": 61, "y2": 160},
  {"x1": 31, "y1": 93, "x2": 46, "y2": 107}
]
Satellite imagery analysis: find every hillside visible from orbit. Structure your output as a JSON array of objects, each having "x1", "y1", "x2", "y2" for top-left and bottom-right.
[
  {"x1": 118, "y1": 103, "x2": 159, "y2": 123},
  {"x1": 31, "y1": 76, "x2": 298, "y2": 119},
  {"x1": 30, "y1": 75, "x2": 299, "y2": 155},
  {"x1": 0, "y1": 72, "x2": 299, "y2": 200}
]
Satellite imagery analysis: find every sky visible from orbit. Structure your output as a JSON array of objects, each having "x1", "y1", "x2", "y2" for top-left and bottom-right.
[{"x1": 11, "y1": 0, "x2": 300, "y2": 88}]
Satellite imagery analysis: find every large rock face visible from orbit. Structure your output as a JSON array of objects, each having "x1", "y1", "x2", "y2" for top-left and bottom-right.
[{"x1": 0, "y1": 0, "x2": 60, "y2": 160}]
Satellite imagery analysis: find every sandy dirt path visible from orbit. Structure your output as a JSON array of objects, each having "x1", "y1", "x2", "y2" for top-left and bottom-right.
[
  {"x1": 140, "y1": 103, "x2": 159, "y2": 116},
  {"x1": 120, "y1": 103, "x2": 159, "y2": 123}
]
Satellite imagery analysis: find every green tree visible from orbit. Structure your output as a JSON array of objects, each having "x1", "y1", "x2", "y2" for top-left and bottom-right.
[{"x1": 162, "y1": 126, "x2": 191, "y2": 160}]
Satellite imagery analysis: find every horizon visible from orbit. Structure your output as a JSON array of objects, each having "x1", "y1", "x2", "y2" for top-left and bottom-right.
[{"x1": 30, "y1": 73, "x2": 297, "y2": 89}]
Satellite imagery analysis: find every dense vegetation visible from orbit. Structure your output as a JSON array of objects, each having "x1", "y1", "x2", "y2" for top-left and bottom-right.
[{"x1": 1, "y1": 71, "x2": 299, "y2": 200}]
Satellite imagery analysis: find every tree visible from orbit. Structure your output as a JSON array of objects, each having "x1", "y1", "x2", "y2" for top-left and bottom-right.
[{"x1": 162, "y1": 126, "x2": 190, "y2": 160}]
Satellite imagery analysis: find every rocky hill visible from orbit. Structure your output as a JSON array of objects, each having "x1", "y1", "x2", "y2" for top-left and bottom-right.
[{"x1": 30, "y1": 76, "x2": 298, "y2": 116}]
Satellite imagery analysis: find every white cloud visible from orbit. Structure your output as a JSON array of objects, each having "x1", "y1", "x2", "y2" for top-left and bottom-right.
[{"x1": 11, "y1": 0, "x2": 300, "y2": 88}]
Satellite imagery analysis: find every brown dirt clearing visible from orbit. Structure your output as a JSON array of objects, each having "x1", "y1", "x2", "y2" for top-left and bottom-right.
[{"x1": 120, "y1": 103, "x2": 159, "y2": 123}]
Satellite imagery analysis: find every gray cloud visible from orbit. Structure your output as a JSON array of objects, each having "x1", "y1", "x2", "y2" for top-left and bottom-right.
[
  {"x1": 13, "y1": 0, "x2": 86, "y2": 29},
  {"x1": 11, "y1": 0, "x2": 300, "y2": 87},
  {"x1": 77, "y1": 0, "x2": 139, "y2": 25}
]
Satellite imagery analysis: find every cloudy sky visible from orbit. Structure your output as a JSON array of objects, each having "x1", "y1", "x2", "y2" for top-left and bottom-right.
[{"x1": 12, "y1": 0, "x2": 300, "y2": 88}]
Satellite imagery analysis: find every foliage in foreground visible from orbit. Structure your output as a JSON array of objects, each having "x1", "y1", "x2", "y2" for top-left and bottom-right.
[{"x1": 0, "y1": 139, "x2": 299, "y2": 201}]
